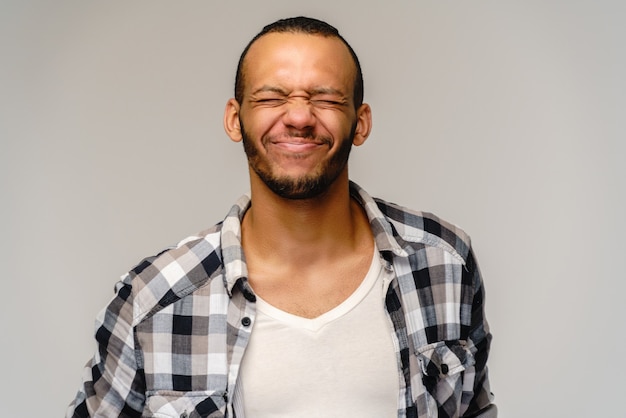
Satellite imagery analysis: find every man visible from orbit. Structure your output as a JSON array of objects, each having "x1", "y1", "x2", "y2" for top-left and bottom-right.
[{"x1": 68, "y1": 16, "x2": 496, "y2": 418}]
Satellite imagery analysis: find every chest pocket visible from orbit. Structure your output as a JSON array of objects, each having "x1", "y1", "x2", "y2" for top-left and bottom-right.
[
  {"x1": 416, "y1": 340, "x2": 475, "y2": 417},
  {"x1": 144, "y1": 390, "x2": 227, "y2": 418}
]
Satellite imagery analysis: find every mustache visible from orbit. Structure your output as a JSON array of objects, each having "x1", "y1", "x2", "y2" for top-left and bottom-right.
[{"x1": 264, "y1": 131, "x2": 332, "y2": 145}]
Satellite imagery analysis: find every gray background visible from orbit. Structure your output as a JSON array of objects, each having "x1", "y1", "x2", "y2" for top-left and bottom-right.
[{"x1": 1, "y1": 1, "x2": 624, "y2": 416}]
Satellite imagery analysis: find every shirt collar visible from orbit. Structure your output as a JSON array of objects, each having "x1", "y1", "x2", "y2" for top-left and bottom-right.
[
  {"x1": 348, "y1": 181, "x2": 410, "y2": 258},
  {"x1": 220, "y1": 182, "x2": 409, "y2": 296}
]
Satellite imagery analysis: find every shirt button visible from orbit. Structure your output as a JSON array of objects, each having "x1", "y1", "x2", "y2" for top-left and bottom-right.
[
  {"x1": 241, "y1": 317, "x2": 251, "y2": 327},
  {"x1": 441, "y1": 364, "x2": 449, "y2": 375},
  {"x1": 180, "y1": 412, "x2": 188, "y2": 418}
]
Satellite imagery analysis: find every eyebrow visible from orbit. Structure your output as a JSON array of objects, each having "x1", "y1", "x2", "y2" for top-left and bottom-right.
[
  {"x1": 250, "y1": 85, "x2": 289, "y2": 96},
  {"x1": 308, "y1": 87, "x2": 346, "y2": 97},
  {"x1": 250, "y1": 85, "x2": 347, "y2": 98}
]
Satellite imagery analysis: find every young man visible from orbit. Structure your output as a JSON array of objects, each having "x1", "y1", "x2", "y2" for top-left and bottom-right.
[{"x1": 67, "y1": 17, "x2": 496, "y2": 418}]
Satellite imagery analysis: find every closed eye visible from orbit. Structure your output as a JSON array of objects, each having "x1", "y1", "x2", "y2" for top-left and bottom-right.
[
  {"x1": 254, "y1": 98, "x2": 287, "y2": 106},
  {"x1": 311, "y1": 99, "x2": 346, "y2": 108}
]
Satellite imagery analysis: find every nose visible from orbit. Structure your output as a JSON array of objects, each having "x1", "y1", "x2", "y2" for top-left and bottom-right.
[{"x1": 282, "y1": 99, "x2": 316, "y2": 130}]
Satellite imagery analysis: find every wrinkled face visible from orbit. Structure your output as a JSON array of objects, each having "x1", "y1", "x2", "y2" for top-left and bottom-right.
[{"x1": 233, "y1": 32, "x2": 367, "y2": 200}]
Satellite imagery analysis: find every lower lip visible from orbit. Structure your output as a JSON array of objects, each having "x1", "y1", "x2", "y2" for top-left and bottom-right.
[{"x1": 272, "y1": 142, "x2": 323, "y2": 153}]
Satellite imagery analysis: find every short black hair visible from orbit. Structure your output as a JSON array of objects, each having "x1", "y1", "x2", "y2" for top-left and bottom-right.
[{"x1": 234, "y1": 16, "x2": 364, "y2": 109}]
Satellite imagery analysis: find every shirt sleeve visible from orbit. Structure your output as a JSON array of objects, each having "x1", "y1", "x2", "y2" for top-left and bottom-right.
[
  {"x1": 462, "y1": 247, "x2": 496, "y2": 417},
  {"x1": 66, "y1": 277, "x2": 145, "y2": 417}
]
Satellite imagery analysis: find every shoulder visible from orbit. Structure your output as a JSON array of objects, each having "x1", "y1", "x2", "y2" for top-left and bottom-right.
[
  {"x1": 374, "y1": 197, "x2": 472, "y2": 262},
  {"x1": 119, "y1": 222, "x2": 226, "y2": 324}
]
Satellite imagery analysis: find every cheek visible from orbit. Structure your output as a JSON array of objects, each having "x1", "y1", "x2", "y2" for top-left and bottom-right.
[
  {"x1": 315, "y1": 111, "x2": 356, "y2": 139},
  {"x1": 243, "y1": 109, "x2": 284, "y2": 138}
]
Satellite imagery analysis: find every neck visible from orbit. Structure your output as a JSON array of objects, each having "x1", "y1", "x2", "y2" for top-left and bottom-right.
[{"x1": 242, "y1": 171, "x2": 371, "y2": 263}]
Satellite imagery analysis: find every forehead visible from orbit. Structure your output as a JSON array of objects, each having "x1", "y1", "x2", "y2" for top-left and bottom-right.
[{"x1": 242, "y1": 32, "x2": 356, "y2": 94}]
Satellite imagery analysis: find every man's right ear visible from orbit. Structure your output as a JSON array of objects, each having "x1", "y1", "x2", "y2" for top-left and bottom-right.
[{"x1": 224, "y1": 98, "x2": 242, "y2": 142}]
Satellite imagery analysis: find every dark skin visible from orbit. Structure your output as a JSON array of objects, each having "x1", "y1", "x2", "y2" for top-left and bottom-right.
[{"x1": 223, "y1": 32, "x2": 373, "y2": 318}]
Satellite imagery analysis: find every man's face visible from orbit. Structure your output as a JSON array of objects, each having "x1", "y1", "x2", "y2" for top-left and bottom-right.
[{"x1": 235, "y1": 32, "x2": 364, "y2": 200}]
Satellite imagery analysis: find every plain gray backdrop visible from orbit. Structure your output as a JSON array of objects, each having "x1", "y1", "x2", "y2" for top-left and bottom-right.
[{"x1": 1, "y1": 1, "x2": 624, "y2": 416}]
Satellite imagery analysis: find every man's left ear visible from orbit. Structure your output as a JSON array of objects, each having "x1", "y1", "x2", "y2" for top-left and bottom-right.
[{"x1": 352, "y1": 103, "x2": 372, "y2": 146}]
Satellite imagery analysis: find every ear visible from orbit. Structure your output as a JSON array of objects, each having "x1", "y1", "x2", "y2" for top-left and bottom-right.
[
  {"x1": 352, "y1": 103, "x2": 372, "y2": 146},
  {"x1": 224, "y1": 98, "x2": 243, "y2": 142}
]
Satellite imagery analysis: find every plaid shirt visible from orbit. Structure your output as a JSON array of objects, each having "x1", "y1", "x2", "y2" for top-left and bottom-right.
[{"x1": 67, "y1": 182, "x2": 495, "y2": 418}]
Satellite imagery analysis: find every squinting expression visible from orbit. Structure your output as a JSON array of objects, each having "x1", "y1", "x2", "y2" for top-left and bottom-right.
[{"x1": 236, "y1": 32, "x2": 362, "y2": 200}]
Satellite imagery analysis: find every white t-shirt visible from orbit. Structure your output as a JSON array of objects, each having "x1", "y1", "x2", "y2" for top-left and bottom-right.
[{"x1": 237, "y1": 247, "x2": 399, "y2": 417}]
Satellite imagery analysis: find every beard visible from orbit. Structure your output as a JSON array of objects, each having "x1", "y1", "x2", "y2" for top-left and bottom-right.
[{"x1": 241, "y1": 121, "x2": 356, "y2": 200}]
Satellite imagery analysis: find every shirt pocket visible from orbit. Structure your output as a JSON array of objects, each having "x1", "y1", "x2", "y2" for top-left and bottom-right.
[
  {"x1": 144, "y1": 390, "x2": 227, "y2": 418},
  {"x1": 416, "y1": 340, "x2": 475, "y2": 417}
]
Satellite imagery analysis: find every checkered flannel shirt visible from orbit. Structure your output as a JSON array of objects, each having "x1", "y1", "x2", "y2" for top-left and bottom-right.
[{"x1": 67, "y1": 182, "x2": 495, "y2": 418}]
